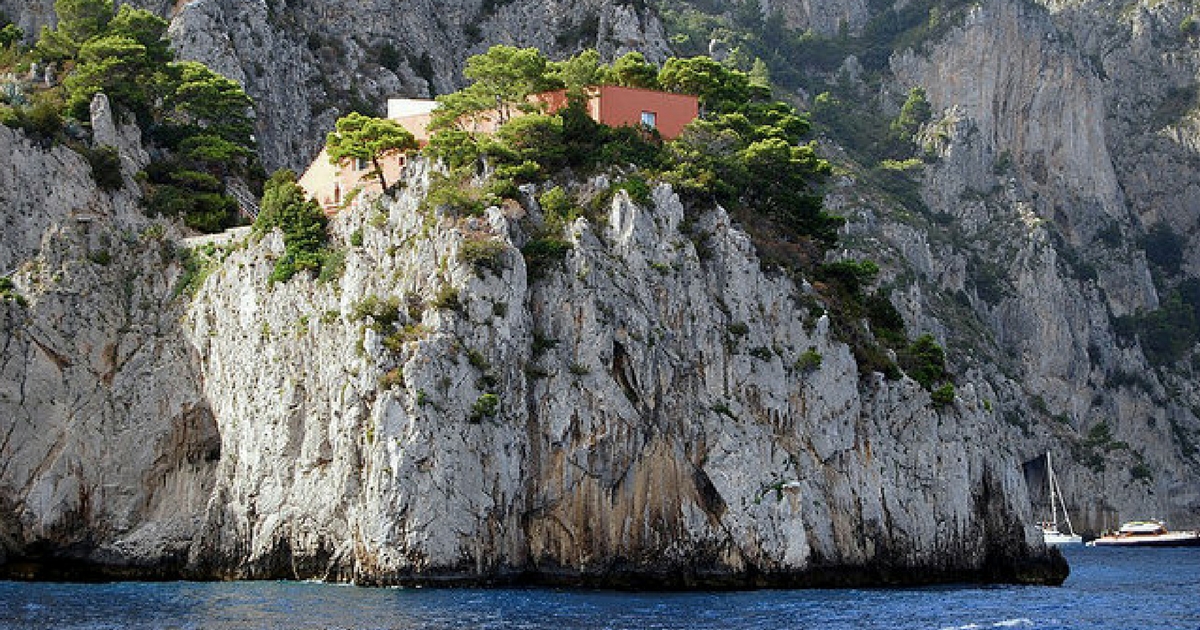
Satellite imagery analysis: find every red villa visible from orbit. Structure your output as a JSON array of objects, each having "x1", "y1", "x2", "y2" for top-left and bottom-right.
[{"x1": 298, "y1": 85, "x2": 699, "y2": 214}]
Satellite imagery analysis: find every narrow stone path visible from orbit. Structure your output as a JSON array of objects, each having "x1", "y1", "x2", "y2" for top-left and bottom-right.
[{"x1": 180, "y1": 226, "x2": 252, "y2": 249}]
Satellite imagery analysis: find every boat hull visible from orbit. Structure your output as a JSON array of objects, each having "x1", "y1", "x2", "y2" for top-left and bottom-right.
[
  {"x1": 1043, "y1": 532, "x2": 1083, "y2": 546},
  {"x1": 1089, "y1": 532, "x2": 1200, "y2": 547}
]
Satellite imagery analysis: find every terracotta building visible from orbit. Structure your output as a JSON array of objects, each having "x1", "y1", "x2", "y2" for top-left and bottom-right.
[{"x1": 299, "y1": 85, "x2": 699, "y2": 213}]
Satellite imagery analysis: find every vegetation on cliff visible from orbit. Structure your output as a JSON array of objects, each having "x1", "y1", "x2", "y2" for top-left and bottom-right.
[
  {"x1": 322, "y1": 44, "x2": 952, "y2": 396},
  {"x1": 0, "y1": 0, "x2": 259, "y2": 233},
  {"x1": 253, "y1": 169, "x2": 333, "y2": 283}
]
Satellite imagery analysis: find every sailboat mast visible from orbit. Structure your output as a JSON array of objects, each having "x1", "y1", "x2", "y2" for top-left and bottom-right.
[
  {"x1": 1048, "y1": 450, "x2": 1077, "y2": 536},
  {"x1": 1048, "y1": 451, "x2": 1057, "y2": 525}
]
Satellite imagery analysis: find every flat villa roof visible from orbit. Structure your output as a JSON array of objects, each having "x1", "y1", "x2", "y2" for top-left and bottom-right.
[{"x1": 387, "y1": 98, "x2": 439, "y2": 119}]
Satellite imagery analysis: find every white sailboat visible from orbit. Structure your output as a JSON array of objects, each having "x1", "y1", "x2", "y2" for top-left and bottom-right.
[{"x1": 1038, "y1": 451, "x2": 1083, "y2": 546}]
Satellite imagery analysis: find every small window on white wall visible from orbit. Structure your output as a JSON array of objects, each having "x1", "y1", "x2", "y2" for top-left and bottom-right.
[
  {"x1": 355, "y1": 157, "x2": 369, "y2": 171},
  {"x1": 640, "y1": 111, "x2": 657, "y2": 129}
]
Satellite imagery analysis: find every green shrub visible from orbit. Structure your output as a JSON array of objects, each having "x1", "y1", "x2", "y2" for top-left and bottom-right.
[
  {"x1": 815, "y1": 259, "x2": 880, "y2": 296},
  {"x1": 382, "y1": 324, "x2": 429, "y2": 352},
  {"x1": 899, "y1": 333, "x2": 946, "y2": 390},
  {"x1": 432, "y1": 284, "x2": 460, "y2": 311},
  {"x1": 380, "y1": 368, "x2": 404, "y2": 389},
  {"x1": 795, "y1": 347, "x2": 822, "y2": 372},
  {"x1": 350, "y1": 228, "x2": 363, "y2": 247},
  {"x1": 351, "y1": 294, "x2": 401, "y2": 330},
  {"x1": 0, "y1": 276, "x2": 27, "y2": 305},
  {"x1": 459, "y1": 238, "x2": 507, "y2": 275},
  {"x1": 568, "y1": 362, "x2": 589, "y2": 375},
  {"x1": 749, "y1": 346, "x2": 773, "y2": 360},
  {"x1": 1182, "y1": 15, "x2": 1199, "y2": 37},
  {"x1": 84, "y1": 145, "x2": 124, "y2": 191},
  {"x1": 931, "y1": 383, "x2": 955, "y2": 407},
  {"x1": 173, "y1": 244, "x2": 220, "y2": 299},
  {"x1": 494, "y1": 113, "x2": 566, "y2": 170},
  {"x1": 1130, "y1": 460, "x2": 1153, "y2": 483},
  {"x1": 467, "y1": 348, "x2": 491, "y2": 371},
  {"x1": 423, "y1": 173, "x2": 489, "y2": 216},
  {"x1": 87, "y1": 249, "x2": 112, "y2": 265},
  {"x1": 317, "y1": 247, "x2": 346, "y2": 283},
  {"x1": 1143, "y1": 223, "x2": 1185, "y2": 275},
  {"x1": 613, "y1": 175, "x2": 652, "y2": 206},
  {"x1": 425, "y1": 129, "x2": 482, "y2": 170},
  {"x1": 469, "y1": 393, "x2": 499, "y2": 422},
  {"x1": 255, "y1": 169, "x2": 329, "y2": 280},
  {"x1": 538, "y1": 186, "x2": 580, "y2": 228},
  {"x1": 521, "y1": 237, "x2": 572, "y2": 278}
]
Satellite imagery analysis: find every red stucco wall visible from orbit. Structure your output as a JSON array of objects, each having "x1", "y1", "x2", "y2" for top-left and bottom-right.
[
  {"x1": 593, "y1": 85, "x2": 698, "y2": 140},
  {"x1": 538, "y1": 86, "x2": 697, "y2": 139}
]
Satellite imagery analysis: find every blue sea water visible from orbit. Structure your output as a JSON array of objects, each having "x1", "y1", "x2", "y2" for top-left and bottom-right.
[{"x1": 1, "y1": 546, "x2": 1197, "y2": 630}]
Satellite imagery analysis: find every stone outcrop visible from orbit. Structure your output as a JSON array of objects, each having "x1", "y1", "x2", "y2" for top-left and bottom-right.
[
  {"x1": 837, "y1": 0, "x2": 1200, "y2": 531},
  {"x1": 0, "y1": 126, "x2": 216, "y2": 579},
  {"x1": 0, "y1": 148, "x2": 1066, "y2": 584},
  {"x1": 4, "y1": 0, "x2": 1200, "y2": 587}
]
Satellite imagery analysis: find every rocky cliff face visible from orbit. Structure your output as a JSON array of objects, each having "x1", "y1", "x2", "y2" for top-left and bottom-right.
[
  {"x1": 828, "y1": 0, "x2": 1200, "y2": 530},
  {"x1": 0, "y1": 122, "x2": 217, "y2": 576},
  {"x1": 3, "y1": 0, "x2": 1200, "y2": 585},
  {"x1": 0, "y1": 149, "x2": 1065, "y2": 583}
]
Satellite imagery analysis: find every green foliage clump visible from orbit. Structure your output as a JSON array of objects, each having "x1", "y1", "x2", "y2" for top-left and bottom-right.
[
  {"x1": 432, "y1": 285, "x2": 460, "y2": 311},
  {"x1": 521, "y1": 237, "x2": 572, "y2": 279},
  {"x1": 795, "y1": 347, "x2": 822, "y2": 373},
  {"x1": 254, "y1": 169, "x2": 331, "y2": 283},
  {"x1": 145, "y1": 163, "x2": 238, "y2": 232},
  {"x1": 379, "y1": 368, "x2": 404, "y2": 390},
  {"x1": 0, "y1": 275, "x2": 27, "y2": 306},
  {"x1": 538, "y1": 186, "x2": 580, "y2": 228},
  {"x1": 612, "y1": 176, "x2": 652, "y2": 206},
  {"x1": 1, "y1": 93, "x2": 66, "y2": 143},
  {"x1": 469, "y1": 393, "x2": 499, "y2": 422},
  {"x1": 899, "y1": 333, "x2": 947, "y2": 390},
  {"x1": 1181, "y1": 15, "x2": 1200, "y2": 38},
  {"x1": 890, "y1": 87, "x2": 932, "y2": 149},
  {"x1": 1143, "y1": 223, "x2": 1185, "y2": 275},
  {"x1": 1113, "y1": 280, "x2": 1200, "y2": 367},
  {"x1": 431, "y1": 45, "x2": 560, "y2": 132},
  {"x1": 173, "y1": 242, "x2": 222, "y2": 299},
  {"x1": 930, "y1": 384, "x2": 955, "y2": 407},
  {"x1": 82, "y1": 144, "x2": 123, "y2": 190},
  {"x1": 0, "y1": 17, "x2": 22, "y2": 50},
  {"x1": 459, "y1": 237, "x2": 508, "y2": 275},
  {"x1": 325, "y1": 111, "x2": 417, "y2": 191},
  {"x1": 422, "y1": 171, "x2": 491, "y2": 216},
  {"x1": 350, "y1": 295, "x2": 401, "y2": 330}
]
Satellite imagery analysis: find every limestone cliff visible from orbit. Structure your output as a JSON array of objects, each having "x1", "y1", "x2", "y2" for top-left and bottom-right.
[
  {"x1": 0, "y1": 144, "x2": 1065, "y2": 582},
  {"x1": 861, "y1": 0, "x2": 1200, "y2": 530},
  {"x1": 4, "y1": 0, "x2": 1200, "y2": 585},
  {"x1": 0, "y1": 124, "x2": 217, "y2": 576}
]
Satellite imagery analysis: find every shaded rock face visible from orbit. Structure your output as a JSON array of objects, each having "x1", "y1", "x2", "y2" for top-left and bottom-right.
[
  {"x1": 0, "y1": 126, "x2": 217, "y2": 580},
  {"x1": 0, "y1": 144, "x2": 1066, "y2": 584},
  {"x1": 871, "y1": 0, "x2": 1200, "y2": 532}
]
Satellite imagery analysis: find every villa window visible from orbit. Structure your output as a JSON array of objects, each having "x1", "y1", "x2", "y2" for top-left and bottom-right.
[
  {"x1": 355, "y1": 157, "x2": 369, "y2": 171},
  {"x1": 640, "y1": 111, "x2": 657, "y2": 129}
]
